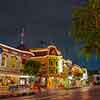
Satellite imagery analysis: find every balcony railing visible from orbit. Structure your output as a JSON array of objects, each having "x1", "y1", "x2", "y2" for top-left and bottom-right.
[{"x1": 0, "y1": 66, "x2": 23, "y2": 75}]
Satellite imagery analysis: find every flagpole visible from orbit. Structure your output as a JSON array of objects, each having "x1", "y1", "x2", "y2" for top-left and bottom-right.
[{"x1": 21, "y1": 27, "x2": 25, "y2": 45}]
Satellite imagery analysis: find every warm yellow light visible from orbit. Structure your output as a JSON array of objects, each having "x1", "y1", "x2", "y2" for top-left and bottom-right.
[{"x1": 58, "y1": 59, "x2": 63, "y2": 73}]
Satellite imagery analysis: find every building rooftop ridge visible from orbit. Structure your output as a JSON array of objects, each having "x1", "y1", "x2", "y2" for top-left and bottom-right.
[{"x1": 0, "y1": 43, "x2": 34, "y2": 56}]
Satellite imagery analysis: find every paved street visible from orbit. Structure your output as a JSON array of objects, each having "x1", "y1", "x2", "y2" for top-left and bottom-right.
[{"x1": 1, "y1": 86, "x2": 100, "y2": 100}]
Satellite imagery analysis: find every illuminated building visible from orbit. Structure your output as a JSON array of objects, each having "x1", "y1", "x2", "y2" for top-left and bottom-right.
[
  {"x1": 0, "y1": 41, "x2": 88, "y2": 90},
  {"x1": 0, "y1": 43, "x2": 34, "y2": 88},
  {"x1": 0, "y1": 41, "x2": 65, "y2": 89},
  {"x1": 29, "y1": 45, "x2": 64, "y2": 88}
]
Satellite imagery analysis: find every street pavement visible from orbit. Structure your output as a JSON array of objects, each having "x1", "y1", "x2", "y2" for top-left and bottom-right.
[{"x1": 1, "y1": 85, "x2": 100, "y2": 100}]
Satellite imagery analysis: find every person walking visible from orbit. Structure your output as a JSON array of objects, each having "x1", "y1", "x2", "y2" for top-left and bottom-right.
[{"x1": 32, "y1": 80, "x2": 41, "y2": 96}]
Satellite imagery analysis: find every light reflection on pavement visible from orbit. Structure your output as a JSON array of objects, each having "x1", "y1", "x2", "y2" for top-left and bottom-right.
[{"x1": 1, "y1": 86, "x2": 100, "y2": 100}]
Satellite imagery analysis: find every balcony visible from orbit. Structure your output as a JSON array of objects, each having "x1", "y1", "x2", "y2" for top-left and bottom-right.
[{"x1": 0, "y1": 66, "x2": 23, "y2": 75}]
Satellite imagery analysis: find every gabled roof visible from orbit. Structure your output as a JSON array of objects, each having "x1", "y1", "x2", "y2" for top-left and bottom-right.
[
  {"x1": 48, "y1": 45, "x2": 61, "y2": 56},
  {"x1": 0, "y1": 43, "x2": 34, "y2": 56},
  {"x1": 29, "y1": 45, "x2": 61, "y2": 57},
  {"x1": 29, "y1": 48, "x2": 48, "y2": 52},
  {"x1": 0, "y1": 43, "x2": 62, "y2": 57}
]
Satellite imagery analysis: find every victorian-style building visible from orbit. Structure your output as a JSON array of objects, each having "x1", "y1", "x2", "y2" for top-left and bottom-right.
[
  {"x1": 0, "y1": 42, "x2": 65, "y2": 89},
  {"x1": 0, "y1": 42, "x2": 88, "y2": 89},
  {"x1": 0, "y1": 43, "x2": 34, "y2": 87}
]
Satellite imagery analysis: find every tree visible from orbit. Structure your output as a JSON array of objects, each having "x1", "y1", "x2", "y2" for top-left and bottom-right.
[
  {"x1": 71, "y1": 0, "x2": 100, "y2": 59},
  {"x1": 23, "y1": 60, "x2": 42, "y2": 85},
  {"x1": 71, "y1": 64, "x2": 83, "y2": 77},
  {"x1": 23, "y1": 60, "x2": 42, "y2": 76}
]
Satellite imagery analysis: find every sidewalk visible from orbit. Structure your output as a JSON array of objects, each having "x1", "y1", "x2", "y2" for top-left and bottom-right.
[
  {"x1": 0, "y1": 87, "x2": 34, "y2": 98},
  {"x1": 0, "y1": 86, "x2": 90, "y2": 98}
]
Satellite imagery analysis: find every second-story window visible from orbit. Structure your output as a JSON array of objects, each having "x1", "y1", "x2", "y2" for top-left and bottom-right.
[
  {"x1": 9, "y1": 55, "x2": 17, "y2": 67},
  {"x1": 1, "y1": 54, "x2": 7, "y2": 67}
]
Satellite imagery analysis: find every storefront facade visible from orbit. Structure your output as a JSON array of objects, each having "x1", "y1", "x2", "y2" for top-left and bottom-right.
[
  {"x1": 29, "y1": 45, "x2": 64, "y2": 89},
  {"x1": 0, "y1": 43, "x2": 34, "y2": 88},
  {"x1": 0, "y1": 43, "x2": 88, "y2": 90}
]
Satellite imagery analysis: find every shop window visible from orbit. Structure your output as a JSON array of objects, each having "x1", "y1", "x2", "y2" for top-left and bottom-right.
[
  {"x1": 19, "y1": 78, "x2": 26, "y2": 85},
  {"x1": 10, "y1": 80, "x2": 15, "y2": 84},
  {"x1": 96, "y1": 77, "x2": 100, "y2": 81}
]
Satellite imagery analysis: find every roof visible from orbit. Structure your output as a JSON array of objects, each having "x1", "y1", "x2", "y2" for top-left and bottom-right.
[
  {"x1": 29, "y1": 45, "x2": 61, "y2": 57},
  {"x1": 0, "y1": 43, "x2": 34, "y2": 56},
  {"x1": 0, "y1": 43, "x2": 62, "y2": 57},
  {"x1": 29, "y1": 48, "x2": 48, "y2": 52}
]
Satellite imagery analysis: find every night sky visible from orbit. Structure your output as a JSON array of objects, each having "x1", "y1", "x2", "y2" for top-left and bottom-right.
[{"x1": 0, "y1": 0, "x2": 99, "y2": 70}]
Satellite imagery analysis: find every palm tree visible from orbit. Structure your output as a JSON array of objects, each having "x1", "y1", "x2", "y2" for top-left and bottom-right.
[{"x1": 71, "y1": 0, "x2": 100, "y2": 59}]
